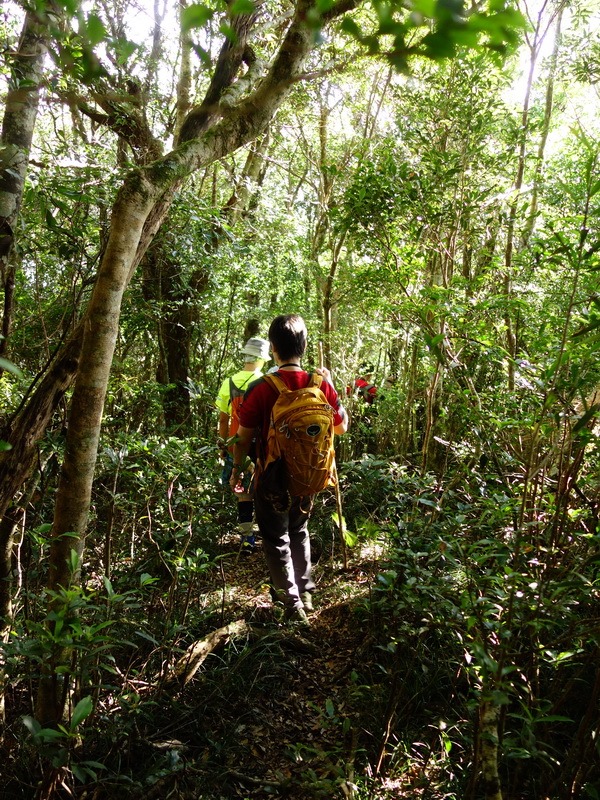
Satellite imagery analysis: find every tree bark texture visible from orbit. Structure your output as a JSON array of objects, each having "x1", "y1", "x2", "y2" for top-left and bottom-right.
[
  {"x1": 175, "y1": 1, "x2": 194, "y2": 140},
  {"x1": 0, "y1": 326, "x2": 82, "y2": 624},
  {"x1": 478, "y1": 698, "x2": 503, "y2": 800},
  {"x1": 143, "y1": 241, "x2": 198, "y2": 432},
  {"x1": 0, "y1": 9, "x2": 51, "y2": 365},
  {"x1": 176, "y1": 8, "x2": 259, "y2": 145},
  {"x1": 47, "y1": 183, "x2": 159, "y2": 593}
]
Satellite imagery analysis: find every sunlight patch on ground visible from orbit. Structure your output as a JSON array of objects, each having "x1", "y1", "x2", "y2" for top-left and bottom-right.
[{"x1": 353, "y1": 537, "x2": 387, "y2": 562}]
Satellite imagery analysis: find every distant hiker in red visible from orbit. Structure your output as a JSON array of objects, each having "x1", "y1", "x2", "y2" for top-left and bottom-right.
[
  {"x1": 215, "y1": 337, "x2": 270, "y2": 554},
  {"x1": 350, "y1": 364, "x2": 378, "y2": 404},
  {"x1": 231, "y1": 314, "x2": 348, "y2": 627}
]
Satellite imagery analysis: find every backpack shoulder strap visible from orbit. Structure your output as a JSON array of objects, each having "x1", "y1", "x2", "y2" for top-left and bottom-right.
[
  {"x1": 308, "y1": 373, "x2": 324, "y2": 389},
  {"x1": 229, "y1": 373, "x2": 254, "y2": 403},
  {"x1": 262, "y1": 372, "x2": 288, "y2": 394},
  {"x1": 228, "y1": 377, "x2": 237, "y2": 399}
]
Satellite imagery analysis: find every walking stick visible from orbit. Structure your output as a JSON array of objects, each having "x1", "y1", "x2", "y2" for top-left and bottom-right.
[{"x1": 319, "y1": 341, "x2": 348, "y2": 569}]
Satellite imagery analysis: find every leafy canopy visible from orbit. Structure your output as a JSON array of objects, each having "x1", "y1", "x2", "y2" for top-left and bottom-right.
[{"x1": 36, "y1": 0, "x2": 526, "y2": 83}]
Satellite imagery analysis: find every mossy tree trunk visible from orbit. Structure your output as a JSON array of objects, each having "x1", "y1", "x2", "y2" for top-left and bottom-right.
[
  {"x1": 0, "y1": 7, "x2": 52, "y2": 369},
  {"x1": 0, "y1": 9, "x2": 56, "y2": 723}
]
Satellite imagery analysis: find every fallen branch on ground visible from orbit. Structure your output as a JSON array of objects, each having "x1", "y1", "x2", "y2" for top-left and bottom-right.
[{"x1": 162, "y1": 619, "x2": 249, "y2": 689}]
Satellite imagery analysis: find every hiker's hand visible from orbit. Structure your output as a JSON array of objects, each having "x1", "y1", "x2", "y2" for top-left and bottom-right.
[
  {"x1": 230, "y1": 467, "x2": 244, "y2": 493},
  {"x1": 315, "y1": 366, "x2": 333, "y2": 385}
]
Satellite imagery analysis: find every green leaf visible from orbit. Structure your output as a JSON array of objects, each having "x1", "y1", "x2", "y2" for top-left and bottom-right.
[
  {"x1": 71, "y1": 696, "x2": 93, "y2": 729},
  {"x1": 343, "y1": 529, "x2": 359, "y2": 547},
  {"x1": 230, "y1": 0, "x2": 255, "y2": 13},
  {"x1": 192, "y1": 43, "x2": 212, "y2": 66},
  {"x1": 573, "y1": 316, "x2": 600, "y2": 337},
  {"x1": 0, "y1": 357, "x2": 22, "y2": 376},
  {"x1": 182, "y1": 4, "x2": 214, "y2": 32},
  {"x1": 38, "y1": 727, "x2": 66, "y2": 741},
  {"x1": 377, "y1": 571, "x2": 397, "y2": 587},
  {"x1": 450, "y1": 28, "x2": 479, "y2": 47},
  {"x1": 135, "y1": 630, "x2": 159, "y2": 645},
  {"x1": 422, "y1": 29, "x2": 457, "y2": 59},
  {"x1": 325, "y1": 698, "x2": 335, "y2": 717},
  {"x1": 35, "y1": 523, "x2": 53, "y2": 535},
  {"x1": 0, "y1": 441, "x2": 12, "y2": 452},
  {"x1": 80, "y1": 759, "x2": 107, "y2": 770},
  {"x1": 411, "y1": 0, "x2": 436, "y2": 16},
  {"x1": 114, "y1": 37, "x2": 138, "y2": 66},
  {"x1": 45, "y1": 209, "x2": 58, "y2": 230},
  {"x1": 68, "y1": 549, "x2": 81, "y2": 575},
  {"x1": 71, "y1": 763, "x2": 89, "y2": 783},
  {"x1": 219, "y1": 22, "x2": 237, "y2": 42},
  {"x1": 573, "y1": 404, "x2": 600, "y2": 434},
  {"x1": 418, "y1": 497, "x2": 439, "y2": 509},
  {"x1": 85, "y1": 13, "x2": 107, "y2": 45},
  {"x1": 54, "y1": 0, "x2": 78, "y2": 14},
  {"x1": 22, "y1": 716, "x2": 42, "y2": 736},
  {"x1": 340, "y1": 17, "x2": 362, "y2": 39}
]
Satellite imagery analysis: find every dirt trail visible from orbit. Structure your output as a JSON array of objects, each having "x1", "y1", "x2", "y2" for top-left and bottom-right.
[{"x1": 170, "y1": 535, "x2": 377, "y2": 798}]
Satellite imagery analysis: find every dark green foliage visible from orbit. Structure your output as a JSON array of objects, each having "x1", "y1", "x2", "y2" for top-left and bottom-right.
[
  {"x1": 338, "y1": 0, "x2": 525, "y2": 70},
  {"x1": 337, "y1": 456, "x2": 600, "y2": 797}
]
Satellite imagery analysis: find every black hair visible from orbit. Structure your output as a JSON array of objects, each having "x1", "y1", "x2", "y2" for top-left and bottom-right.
[{"x1": 268, "y1": 314, "x2": 307, "y2": 360}]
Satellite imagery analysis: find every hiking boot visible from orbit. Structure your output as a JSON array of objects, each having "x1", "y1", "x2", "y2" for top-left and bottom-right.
[
  {"x1": 284, "y1": 606, "x2": 310, "y2": 628},
  {"x1": 300, "y1": 592, "x2": 314, "y2": 612},
  {"x1": 270, "y1": 585, "x2": 284, "y2": 604},
  {"x1": 240, "y1": 535, "x2": 256, "y2": 555}
]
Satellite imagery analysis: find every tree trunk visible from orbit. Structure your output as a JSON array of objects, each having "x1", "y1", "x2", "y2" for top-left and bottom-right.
[
  {"x1": 161, "y1": 255, "x2": 194, "y2": 432},
  {"x1": 322, "y1": 233, "x2": 346, "y2": 370},
  {"x1": 35, "y1": 0, "x2": 332, "y2": 725},
  {"x1": 478, "y1": 697, "x2": 503, "y2": 800},
  {"x1": 147, "y1": 7, "x2": 262, "y2": 433},
  {"x1": 36, "y1": 180, "x2": 159, "y2": 724},
  {"x1": 155, "y1": 129, "x2": 270, "y2": 434},
  {"x1": 501, "y1": 3, "x2": 561, "y2": 390},
  {"x1": 520, "y1": 6, "x2": 563, "y2": 249},
  {"x1": 0, "y1": 8, "x2": 51, "y2": 369},
  {"x1": 174, "y1": 1, "x2": 193, "y2": 140},
  {"x1": 0, "y1": 325, "x2": 83, "y2": 626}
]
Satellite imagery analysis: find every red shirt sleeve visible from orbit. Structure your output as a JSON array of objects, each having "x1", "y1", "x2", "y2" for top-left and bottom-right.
[{"x1": 322, "y1": 380, "x2": 345, "y2": 426}]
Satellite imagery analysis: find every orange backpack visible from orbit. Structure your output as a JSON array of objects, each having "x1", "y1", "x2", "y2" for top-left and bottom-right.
[
  {"x1": 227, "y1": 374, "x2": 255, "y2": 438},
  {"x1": 260, "y1": 372, "x2": 336, "y2": 497}
]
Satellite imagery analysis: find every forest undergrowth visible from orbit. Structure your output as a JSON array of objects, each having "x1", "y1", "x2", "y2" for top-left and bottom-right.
[{"x1": 2, "y1": 449, "x2": 600, "y2": 799}]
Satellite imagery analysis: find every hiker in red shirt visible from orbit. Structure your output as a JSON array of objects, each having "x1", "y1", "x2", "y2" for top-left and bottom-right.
[
  {"x1": 231, "y1": 314, "x2": 348, "y2": 626},
  {"x1": 350, "y1": 364, "x2": 378, "y2": 404}
]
